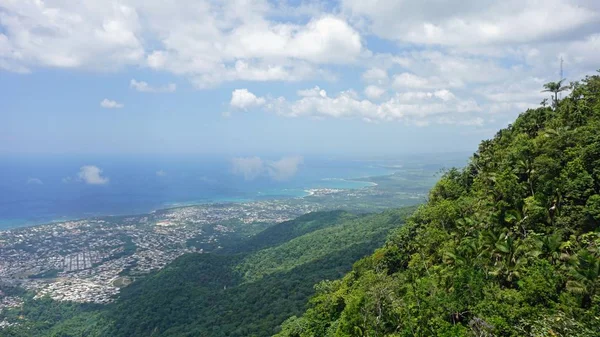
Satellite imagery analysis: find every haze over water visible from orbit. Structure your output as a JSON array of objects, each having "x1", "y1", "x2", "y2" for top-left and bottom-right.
[{"x1": 0, "y1": 155, "x2": 400, "y2": 229}]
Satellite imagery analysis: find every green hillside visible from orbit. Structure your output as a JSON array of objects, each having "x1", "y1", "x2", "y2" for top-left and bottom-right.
[
  {"x1": 276, "y1": 73, "x2": 600, "y2": 337},
  {"x1": 224, "y1": 210, "x2": 354, "y2": 254},
  {"x1": 0, "y1": 209, "x2": 413, "y2": 337},
  {"x1": 236, "y1": 212, "x2": 406, "y2": 283},
  {"x1": 4, "y1": 72, "x2": 599, "y2": 337}
]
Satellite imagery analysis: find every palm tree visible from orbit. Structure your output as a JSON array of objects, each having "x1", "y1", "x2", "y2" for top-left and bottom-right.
[
  {"x1": 492, "y1": 234, "x2": 524, "y2": 282},
  {"x1": 516, "y1": 158, "x2": 536, "y2": 197},
  {"x1": 543, "y1": 126, "x2": 569, "y2": 139},
  {"x1": 489, "y1": 232, "x2": 541, "y2": 285},
  {"x1": 566, "y1": 249, "x2": 600, "y2": 308},
  {"x1": 542, "y1": 79, "x2": 570, "y2": 108},
  {"x1": 536, "y1": 231, "x2": 563, "y2": 265}
]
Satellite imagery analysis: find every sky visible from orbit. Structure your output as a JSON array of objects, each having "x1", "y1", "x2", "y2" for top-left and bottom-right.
[{"x1": 1, "y1": 0, "x2": 599, "y2": 156}]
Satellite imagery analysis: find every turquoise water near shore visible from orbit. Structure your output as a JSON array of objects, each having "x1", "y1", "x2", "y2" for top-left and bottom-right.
[
  {"x1": 160, "y1": 178, "x2": 375, "y2": 209},
  {"x1": 0, "y1": 155, "x2": 392, "y2": 230}
]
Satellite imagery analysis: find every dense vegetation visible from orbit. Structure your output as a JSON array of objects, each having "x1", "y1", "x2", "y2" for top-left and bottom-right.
[
  {"x1": 276, "y1": 72, "x2": 600, "y2": 336},
  {"x1": 0, "y1": 209, "x2": 413, "y2": 337},
  {"x1": 3, "y1": 72, "x2": 600, "y2": 337}
]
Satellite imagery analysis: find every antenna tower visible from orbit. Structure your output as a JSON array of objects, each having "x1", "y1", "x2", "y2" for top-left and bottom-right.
[
  {"x1": 560, "y1": 57, "x2": 564, "y2": 80},
  {"x1": 560, "y1": 57, "x2": 564, "y2": 100}
]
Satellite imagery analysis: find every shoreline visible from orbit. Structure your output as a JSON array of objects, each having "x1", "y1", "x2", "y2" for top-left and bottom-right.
[
  {"x1": 0, "y1": 174, "x2": 387, "y2": 233},
  {"x1": 321, "y1": 177, "x2": 379, "y2": 187}
]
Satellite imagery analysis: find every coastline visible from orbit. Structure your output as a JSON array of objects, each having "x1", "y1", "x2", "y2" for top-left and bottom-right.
[
  {"x1": 0, "y1": 174, "x2": 386, "y2": 233},
  {"x1": 321, "y1": 177, "x2": 378, "y2": 187}
]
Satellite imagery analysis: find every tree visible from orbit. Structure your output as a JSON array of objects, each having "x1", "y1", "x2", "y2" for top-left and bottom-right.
[
  {"x1": 491, "y1": 233, "x2": 535, "y2": 284},
  {"x1": 542, "y1": 79, "x2": 570, "y2": 108},
  {"x1": 566, "y1": 249, "x2": 600, "y2": 308}
]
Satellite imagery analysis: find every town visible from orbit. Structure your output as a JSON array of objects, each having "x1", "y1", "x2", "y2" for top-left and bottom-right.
[
  {"x1": 0, "y1": 171, "x2": 431, "y2": 324},
  {"x1": 0, "y1": 198, "x2": 323, "y2": 304}
]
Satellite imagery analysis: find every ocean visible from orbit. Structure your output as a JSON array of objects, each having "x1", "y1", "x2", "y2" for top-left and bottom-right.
[{"x1": 0, "y1": 155, "x2": 397, "y2": 230}]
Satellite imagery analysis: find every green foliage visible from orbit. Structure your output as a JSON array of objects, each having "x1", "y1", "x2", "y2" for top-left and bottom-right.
[
  {"x1": 224, "y1": 210, "x2": 353, "y2": 254},
  {"x1": 0, "y1": 297, "x2": 107, "y2": 337},
  {"x1": 6, "y1": 72, "x2": 600, "y2": 337},
  {"x1": 237, "y1": 212, "x2": 400, "y2": 282},
  {"x1": 1, "y1": 209, "x2": 412, "y2": 337},
  {"x1": 277, "y1": 72, "x2": 600, "y2": 337}
]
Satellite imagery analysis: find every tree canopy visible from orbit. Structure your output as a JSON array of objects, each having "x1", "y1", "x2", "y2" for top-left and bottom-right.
[
  {"x1": 0, "y1": 209, "x2": 413, "y2": 337},
  {"x1": 276, "y1": 72, "x2": 600, "y2": 337}
]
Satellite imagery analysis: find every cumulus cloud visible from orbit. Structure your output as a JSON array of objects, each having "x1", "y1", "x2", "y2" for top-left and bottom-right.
[
  {"x1": 231, "y1": 156, "x2": 303, "y2": 181},
  {"x1": 77, "y1": 166, "x2": 109, "y2": 185},
  {"x1": 130, "y1": 79, "x2": 176, "y2": 93},
  {"x1": 231, "y1": 157, "x2": 265, "y2": 180},
  {"x1": 362, "y1": 68, "x2": 388, "y2": 84},
  {"x1": 229, "y1": 87, "x2": 481, "y2": 125},
  {"x1": 298, "y1": 86, "x2": 328, "y2": 98},
  {"x1": 2, "y1": 0, "x2": 599, "y2": 126},
  {"x1": 0, "y1": 1, "x2": 364, "y2": 86},
  {"x1": 392, "y1": 73, "x2": 453, "y2": 90},
  {"x1": 26, "y1": 178, "x2": 43, "y2": 185},
  {"x1": 100, "y1": 99, "x2": 124, "y2": 109},
  {"x1": 266, "y1": 156, "x2": 304, "y2": 181},
  {"x1": 0, "y1": 1, "x2": 143, "y2": 71},
  {"x1": 364, "y1": 85, "x2": 386, "y2": 100},
  {"x1": 343, "y1": 0, "x2": 599, "y2": 47},
  {"x1": 230, "y1": 89, "x2": 266, "y2": 110},
  {"x1": 342, "y1": 0, "x2": 597, "y2": 120}
]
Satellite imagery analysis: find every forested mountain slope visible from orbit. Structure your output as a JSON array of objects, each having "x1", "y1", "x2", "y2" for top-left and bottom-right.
[
  {"x1": 0, "y1": 209, "x2": 413, "y2": 337},
  {"x1": 103, "y1": 210, "x2": 412, "y2": 337},
  {"x1": 276, "y1": 73, "x2": 600, "y2": 337}
]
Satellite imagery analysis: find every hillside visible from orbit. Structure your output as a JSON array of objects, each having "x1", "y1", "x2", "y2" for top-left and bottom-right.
[
  {"x1": 0, "y1": 209, "x2": 413, "y2": 337},
  {"x1": 276, "y1": 73, "x2": 600, "y2": 337}
]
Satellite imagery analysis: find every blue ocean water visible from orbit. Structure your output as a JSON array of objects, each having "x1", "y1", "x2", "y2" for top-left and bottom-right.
[{"x1": 0, "y1": 155, "x2": 393, "y2": 229}]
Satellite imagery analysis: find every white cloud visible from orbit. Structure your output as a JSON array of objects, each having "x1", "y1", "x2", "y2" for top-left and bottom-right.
[
  {"x1": 0, "y1": 2, "x2": 363, "y2": 87},
  {"x1": 284, "y1": 16, "x2": 362, "y2": 64},
  {"x1": 26, "y1": 178, "x2": 43, "y2": 185},
  {"x1": 398, "y1": 51, "x2": 510, "y2": 86},
  {"x1": 392, "y1": 73, "x2": 452, "y2": 90},
  {"x1": 364, "y1": 85, "x2": 386, "y2": 100},
  {"x1": 230, "y1": 155, "x2": 303, "y2": 181},
  {"x1": 231, "y1": 156, "x2": 265, "y2": 180},
  {"x1": 230, "y1": 89, "x2": 266, "y2": 109},
  {"x1": 434, "y1": 89, "x2": 456, "y2": 102},
  {"x1": 343, "y1": 0, "x2": 599, "y2": 47},
  {"x1": 156, "y1": 170, "x2": 167, "y2": 177},
  {"x1": 2, "y1": 0, "x2": 599, "y2": 129},
  {"x1": 339, "y1": 1, "x2": 598, "y2": 126},
  {"x1": 0, "y1": 1, "x2": 144, "y2": 71},
  {"x1": 77, "y1": 165, "x2": 109, "y2": 185},
  {"x1": 297, "y1": 86, "x2": 327, "y2": 98},
  {"x1": 130, "y1": 79, "x2": 176, "y2": 93},
  {"x1": 232, "y1": 86, "x2": 483, "y2": 125},
  {"x1": 100, "y1": 99, "x2": 124, "y2": 109},
  {"x1": 187, "y1": 60, "x2": 329, "y2": 89},
  {"x1": 266, "y1": 156, "x2": 304, "y2": 181},
  {"x1": 476, "y1": 77, "x2": 546, "y2": 104},
  {"x1": 362, "y1": 68, "x2": 388, "y2": 84},
  {"x1": 152, "y1": 13, "x2": 362, "y2": 87}
]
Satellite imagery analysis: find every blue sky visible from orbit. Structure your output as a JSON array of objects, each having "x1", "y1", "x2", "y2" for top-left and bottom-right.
[{"x1": 1, "y1": 0, "x2": 599, "y2": 156}]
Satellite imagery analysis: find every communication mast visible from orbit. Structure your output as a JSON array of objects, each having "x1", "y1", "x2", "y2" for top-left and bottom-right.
[
  {"x1": 559, "y1": 57, "x2": 564, "y2": 100},
  {"x1": 560, "y1": 57, "x2": 564, "y2": 80}
]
